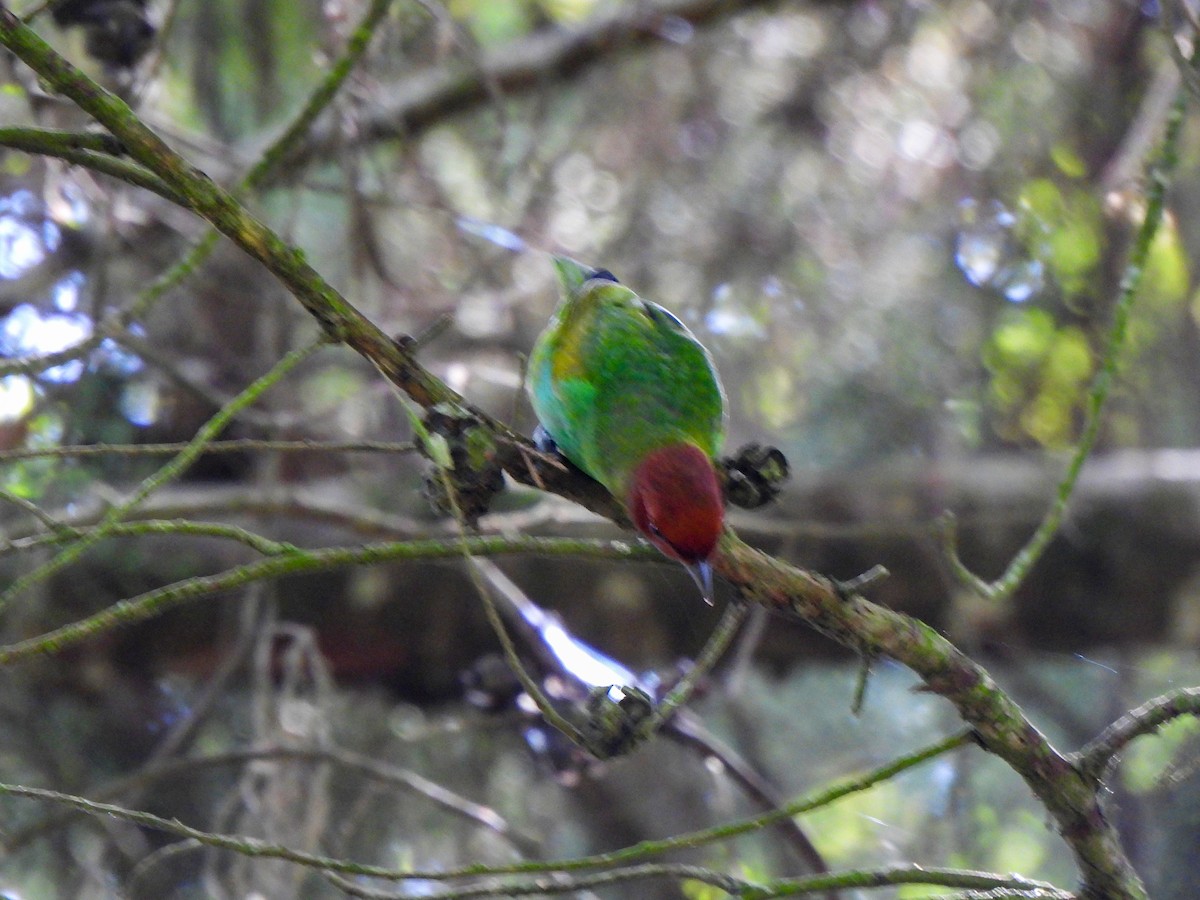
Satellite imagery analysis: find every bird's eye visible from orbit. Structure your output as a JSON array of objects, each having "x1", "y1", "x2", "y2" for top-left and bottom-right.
[{"x1": 588, "y1": 267, "x2": 619, "y2": 283}]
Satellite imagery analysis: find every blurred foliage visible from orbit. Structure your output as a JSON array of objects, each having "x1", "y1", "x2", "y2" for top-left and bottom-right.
[
  {"x1": 6, "y1": 0, "x2": 1194, "y2": 468},
  {"x1": 0, "y1": 0, "x2": 1199, "y2": 897},
  {"x1": 983, "y1": 307, "x2": 1093, "y2": 448},
  {"x1": 1017, "y1": 176, "x2": 1102, "y2": 301}
]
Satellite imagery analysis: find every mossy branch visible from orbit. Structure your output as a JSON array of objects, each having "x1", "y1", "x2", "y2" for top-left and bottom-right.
[
  {"x1": 0, "y1": 534, "x2": 655, "y2": 665},
  {"x1": 0, "y1": 517, "x2": 296, "y2": 558},
  {"x1": 4, "y1": 744, "x2": 541, "y2": 857}
]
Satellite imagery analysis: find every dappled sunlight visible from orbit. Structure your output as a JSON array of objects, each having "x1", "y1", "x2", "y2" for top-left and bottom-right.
[
  {"x1": 0, "y1": 187, "x2": 159, "y2": 439},
  {"x1": 0, "y1": 375, "x2": 33, "y2": 424},
  {"x1": 0, "y1": 190, "x2": 58, "y2": 280},
  {"x1": 0, "y1": 303, "x2": 92, "y2": 382}
]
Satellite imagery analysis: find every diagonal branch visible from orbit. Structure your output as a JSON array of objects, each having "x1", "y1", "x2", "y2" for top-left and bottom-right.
[{"x1": 280, "y1": 0, "x2": 785, "y2": 174}]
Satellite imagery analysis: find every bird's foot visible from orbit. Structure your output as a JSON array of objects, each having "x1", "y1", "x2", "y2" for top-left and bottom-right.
[
  {"x1": 532, "y1": 424, "x2": 561, "y2": 456},
  {"x1": 720, "y1": 443, "x2": 790, "y2": 509}
]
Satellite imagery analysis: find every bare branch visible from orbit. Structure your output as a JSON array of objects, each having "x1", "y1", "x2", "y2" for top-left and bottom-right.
[
  {"x1": 1076, "y1": 686, "x2": 1200, "y2": 780},
  {"x1": 282, "y1": 0, "x2": 786, "y2": 173}
]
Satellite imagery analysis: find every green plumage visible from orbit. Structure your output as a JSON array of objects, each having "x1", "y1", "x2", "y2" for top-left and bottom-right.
[{"x1": 528, "y1": 257, "x2": 726, "y2": 496}]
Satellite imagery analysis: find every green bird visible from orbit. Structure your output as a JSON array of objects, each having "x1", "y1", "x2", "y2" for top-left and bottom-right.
[{"x1": 527, "y1": 257, "x2": 727, "y2": 600}]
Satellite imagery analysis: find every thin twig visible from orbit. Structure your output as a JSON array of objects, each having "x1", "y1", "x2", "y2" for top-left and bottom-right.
[
  {"x1": 0, "y1": 127, "x2": 185, "y2": 202},
  {"x1": 0, "y1": 518, "x2": 294, "y2": 557},
  {"x1": 1160, "y1": 0, "x2": 1200, "y2": 100},
  {"x1": 282, "y1": 0, "x2": 785, "y2": 172},
  {"x1": 738, "y1": 867, "x2": 1072, "y2": 899},
  {"x1": 0, "y1": 731, "x2": 971, "y2": 884},
  {"x1": 946, "y1": 73, "x2": 1189, "y2": 603},
  {"x1": 412, "y1": 403, "x2": 589, "y2": 748},
  {"x1": 649, "y1": 600, "x2": 749, "y2": 729},
  {"x1": 1075, "y1": 686, "x2": 1200, "y2": 780},
  {"x1": 323, "y1": 863, "x2": 745, "y2": 898},
  {"x1": 0, "y1": 438, "x2": 416, "y2": 462},
  {"x1": 0, "y1": 535, "x2": 650, "y2": 666},
  {"x1": 0, "y1": 337, "x2": 326, "y2": 611},
  {"x1": 4, "y1": 743, "x2": 539, "y2": 857},
  {"x1": 0, "y1": 486, "x2": 70, "y2": 534}
]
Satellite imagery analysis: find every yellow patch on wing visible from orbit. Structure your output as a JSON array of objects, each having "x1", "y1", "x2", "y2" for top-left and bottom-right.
[
  {"x1": 549, "y1": 288, "x2": 605, "y2": 382},
  {"x1": 550, "y1": 320, "x2": 588, "y2": 382}
]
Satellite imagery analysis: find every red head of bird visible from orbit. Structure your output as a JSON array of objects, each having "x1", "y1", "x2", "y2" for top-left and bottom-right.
[{"x1": 627, "y1": 443, "x2": 724, "y2": 600}]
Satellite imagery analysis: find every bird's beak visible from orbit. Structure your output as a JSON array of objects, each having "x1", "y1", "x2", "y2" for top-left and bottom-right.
[
  {"x1": 552, "y1": 256, "x2": 593, "y2": 295},
  {"x1": 685, "y1": 559, "x2": 715, "y2": 605}
]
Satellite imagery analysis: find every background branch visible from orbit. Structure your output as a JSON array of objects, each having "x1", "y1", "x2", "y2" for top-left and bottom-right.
[
  {"x1": 274, "y1": 0, "x2": 786, "y2": 176},
  {"x1": 1077, "y1": 686, "x2": 1200, "y2": 780}
]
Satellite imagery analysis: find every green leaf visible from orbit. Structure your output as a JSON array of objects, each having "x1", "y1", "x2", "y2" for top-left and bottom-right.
[
  {"x1": 985, "y1": 308, "x2": 1055, "y2": 370},
  {"x1": 1045, "y1": 328, "x2": 1093, "y2": 387},
  {"x1": 1017, "y1": 178, "x2": 1103, "y2": 297},
  {"x1": 1143, "y1": 218, "x2": 1190, "y2": 306},
  {"x1": 1051, "y1": 143, "x2": 1087, "y2": 178},
  {"x1": 453, "y1": 0, "x2": 536, "y2": 44}
]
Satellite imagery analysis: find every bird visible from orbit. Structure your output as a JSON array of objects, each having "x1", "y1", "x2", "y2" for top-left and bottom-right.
[{"x1": 527, "y1": 256, "x2": 727, "y2": 601}]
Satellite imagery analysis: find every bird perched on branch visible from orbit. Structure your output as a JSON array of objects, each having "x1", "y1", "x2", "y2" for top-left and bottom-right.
[{"x1": 527, "y1": 257, "x2": 727, "y2": 601}]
